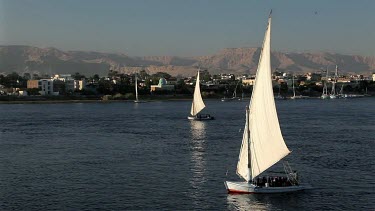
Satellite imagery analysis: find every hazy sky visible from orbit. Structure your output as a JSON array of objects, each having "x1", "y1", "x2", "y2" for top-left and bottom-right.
[{"x1": 0, "y1": 0, "x2": 374, "y2": 56}]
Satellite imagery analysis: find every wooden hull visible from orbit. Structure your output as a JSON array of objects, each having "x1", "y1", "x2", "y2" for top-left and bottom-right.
[{"x1": 225, "y1": 181, "x2": 305, "y2": 194}]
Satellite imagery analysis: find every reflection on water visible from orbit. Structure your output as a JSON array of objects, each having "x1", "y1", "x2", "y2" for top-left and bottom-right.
[
  {"x1": 1, "y1": 99, "x2": 373, "y2": 210},
  {"x1": 227, "y1": 192, "x2": 307, "y2": 211},
  {"x1": 190, "y1": 120, "x2": 206, "y2": 140},
  {"x1": 189, "y1": 121, "x2": 207, "y2": 202},
  {"x1": 227, "y1": 194, "x2": 272, "y2": 211}
]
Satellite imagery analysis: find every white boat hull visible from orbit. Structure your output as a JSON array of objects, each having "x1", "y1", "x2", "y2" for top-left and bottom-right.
[
  {"x1": 224, "y1": 181, "x2": 305, "y2": 194},
  {"x1": 330, "y1": 95, "x2": 337, "y2": 99},
  {"x1": 134, "y1": 100, "x2": 147, "y2": 103}
]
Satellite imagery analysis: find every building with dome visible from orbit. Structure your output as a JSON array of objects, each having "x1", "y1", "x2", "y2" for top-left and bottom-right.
[{"x1": 150, "y1": 78, "x2": 175, "y2": 92}]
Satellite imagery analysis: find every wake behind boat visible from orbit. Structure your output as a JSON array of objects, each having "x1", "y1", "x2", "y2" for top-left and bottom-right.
[
  {"x1": 225, "y1": 11, "x2": 305, "y2": 194},
  {"x1": 188, "y1": 70, "x2": 214, "y2": 121}
]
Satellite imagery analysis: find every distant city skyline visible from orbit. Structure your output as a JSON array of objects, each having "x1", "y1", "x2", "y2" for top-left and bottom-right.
[{"x1": 0, "y1": 0, "x2": 374, "y2": 57}]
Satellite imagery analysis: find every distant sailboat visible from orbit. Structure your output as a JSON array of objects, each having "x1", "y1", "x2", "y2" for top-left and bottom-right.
[
  {"x1": 275, "y1": 84, "x2": 285, "y2": 100},
  {"x1": 330, "y1": 65, "x2": 338, "y2": 99},
  {"x1": 222, "y1": 81, "x2": 242, "y2": 101},
  {"x1": 232, "y1": 81, "x2": 241, "y2": 100},
  {"x1": 188, "y1": 70, "x2": 214, "y2": 120},
  {"x1": 225, "y1": 11, "x2": 305, "y2": 193},
  {"x1": 134, "y1": 72, "x2": 146, "y2": 103},
  {"x1": 290, "y1": 74, "x2": 309, "y2": 99},
  {"x1": 321, "y1": 68, "x2": 329, "y2": 99},
  {"x1": 290, "y1": 75, "x2": 301, "y2": 99}
]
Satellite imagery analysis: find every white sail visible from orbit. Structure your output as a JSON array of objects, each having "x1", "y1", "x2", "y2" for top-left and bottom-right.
[
  {"x1": 236, "y1": 108, "x2": 251, "y2": 181},
  {"x1": 190, "y1": 70, "x2": 206, "y2": 116},
  {"x1": 237, "y1": 14, "x2": 290, "y2": 181},
  {"x1": 135, "y1": 73, "x2": 139, "y2": 101}
]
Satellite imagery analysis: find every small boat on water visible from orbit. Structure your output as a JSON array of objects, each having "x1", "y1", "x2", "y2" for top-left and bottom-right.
[
  {"x1": 225, "y1": 11, "x2": 306, "y2": 194},
  {"x1": 188, "y1": 70, "x2": 214, "y2": 121}
]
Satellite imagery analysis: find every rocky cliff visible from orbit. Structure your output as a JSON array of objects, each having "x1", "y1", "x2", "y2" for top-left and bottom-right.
[{"x1": 1, "y1": 45, "x2": 374, "y2": 77}]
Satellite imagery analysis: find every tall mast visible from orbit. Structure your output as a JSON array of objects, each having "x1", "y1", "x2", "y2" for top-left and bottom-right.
[
  {"x1": 246, "y1": 106, "x2": 251, "y2": 181},
  {"x1": 135, "y1": 72, "x2": 139, "y2": 101},
  {"x1": 325, "y1": 66, "x2": 329, "y2": 94},
  {"x1": 292, "y1": 75, "x2": 296, "y2": 97}
]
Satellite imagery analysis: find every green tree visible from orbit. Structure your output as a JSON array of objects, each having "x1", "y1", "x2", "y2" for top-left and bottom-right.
[
  {"x1": 200, "y1": 69, "x2": 211, "y2": 82},
  {"x1": 23, "y1": 73, "x2": 31, "y2": 80},
  {"x1": 108, "y1": 70, "x2": 118, "y2": 78},
  {"x1": 73, "y1": 72, "x2": 86, "y2": 80},
  {"x1": 139, "y1": 69, "x2": 150, "y2": 79},
  {"x1": 97, "y1": 80, "x2": 113, "y2": 94},
  {"x1": 2, "y1": 72, "x2": 25, "y2": 88},
  {"x1": 93, "y1": 74, "x2": 100, "y2": 82},
  {"x1": 27, "y1": 88, "x2": 40, "y2": 96},
  {"x1": 152, "y1": 72, "x2": 171, "y2": 80},
  {"x1": 32, "y1": 73, "x2": 41, "y2": 80}
]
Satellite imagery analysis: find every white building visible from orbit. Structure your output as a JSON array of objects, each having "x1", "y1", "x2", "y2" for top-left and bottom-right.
[
  {"x1": 372, "y1": 73, "x2": 375, "y2": 82},
  {"x1": 53, "y1": 74, "x2": 85, "y2": 91},
  {"x1": 150, "y1": 78, "x2": 175, "y2": 92},
  {"x1": 74, "y1": 80, "x2": 86, "y2": 90},
  {"x1": 38, "y1": 79, "x2": 59, "y2": 95},
  {"x1": 52, "y1": 74, "x2": 73, "y2": 81}
]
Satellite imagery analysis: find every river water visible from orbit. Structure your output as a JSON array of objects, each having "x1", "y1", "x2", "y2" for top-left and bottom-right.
[{"x1": 0, "y1": 98, "x2": 374, "y2": 210}]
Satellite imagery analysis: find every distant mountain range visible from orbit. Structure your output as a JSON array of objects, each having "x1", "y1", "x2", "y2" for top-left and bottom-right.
[{"x1": 0, "y1": 45, "x2": 374, "y2": 77}]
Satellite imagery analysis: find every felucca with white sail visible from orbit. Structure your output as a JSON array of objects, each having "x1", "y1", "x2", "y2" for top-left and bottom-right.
[
  {"x1": 224, "y1": 11, "x2": 305, "y2": 193},
  {"x1": 188, "y1": 70, "x2": 214, "y2": 120},
  {"x1": 321, "y1": 67, "x2": 330, "y2": 99}
]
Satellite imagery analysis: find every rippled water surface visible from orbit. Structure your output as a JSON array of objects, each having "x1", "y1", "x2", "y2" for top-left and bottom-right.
[{"x1": 1, "y1": 98, "x2": 374, "y2": 210}]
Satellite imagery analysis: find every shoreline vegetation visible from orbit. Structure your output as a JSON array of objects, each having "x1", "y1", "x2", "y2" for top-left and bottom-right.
[
  {"x1": 0, "y1": 95, "x2": 194, "y2": 104},
  {"x1": 0, "y1": 94, "x2": 373, "y2": 104}
]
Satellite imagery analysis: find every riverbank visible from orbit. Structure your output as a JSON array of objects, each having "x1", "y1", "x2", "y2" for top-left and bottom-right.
[
  {"x1": 0, "y1": 95, "x2": 195, "y2": 104},
  {"x1": 0, "y1": 94, "x2": 372, "y2": 104}
]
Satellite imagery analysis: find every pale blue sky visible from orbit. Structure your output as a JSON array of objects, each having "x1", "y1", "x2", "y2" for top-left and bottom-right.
[{"x1": 0, "y1": 0, "x2": 374, "y2": 56}]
